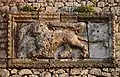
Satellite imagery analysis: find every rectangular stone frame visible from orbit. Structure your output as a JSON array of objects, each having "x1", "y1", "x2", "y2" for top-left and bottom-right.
[{"x1": 7, "y1": 12, "x2": 118, "y2": 68}]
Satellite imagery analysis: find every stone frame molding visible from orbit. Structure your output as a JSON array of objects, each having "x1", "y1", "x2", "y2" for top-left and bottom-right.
[{"x1": 7, "y1": 12, "x2": 118, "y2": 68}]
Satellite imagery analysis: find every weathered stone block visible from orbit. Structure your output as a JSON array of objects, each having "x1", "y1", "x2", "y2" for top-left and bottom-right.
[
  {"x1": 27, "y1": 0, "x2": 35, "y2": 2},
  {"x1": 0, "y1": 3, "x2": 3, "y2": 7},
  {"x1": 111, "y1": 72, "x2": 119, "y2": 77},
  {"x1": 70, "y1": 68, "x2": 81, "y2": 75},
  {"x1": 61, "y1": 0, "x2": 67, "y2": 2},
  {"x1": 108, "y1": 0, "x2": 114, "y2": 3},
  {"x1": 102, "y1": 7, "x2": 110, "y2": 12},
  {"x1": 29, "y1": 75, "x2": 38, "y2": 77},
  {"x1": 18, "y1": 69, "x2": 33, "y2": 75},
  {"x1": 67, "y1": 0, "x2": 75, "y2": 2},
  {"x1": 59, "y1": 73, "x2": 69, "y2": 77},
  {"x1": 10, "y1": 6, "x2": 18, "y2": 13},
  {"x1": 55, "y1": 2, "x2": 64, "y2": 8},
  {"x1": 47, "y1": 2, "x2": 54, "y2": 6},
  {"x1": 87, "y1": 1, "x2": 94, "y2": 6},
  {"x1": 0, "y1": 50, "x2": 6, "y2": 58},
  {"x1": 15, "y1": 0, "x2": 24, "y2": 3},
  {"x1": 97, "y1": 2, "x2": 105, "y2": 7},
  {"x1": 54, "y1": 69, "x2": 65, "y2": 74},
  {"x1": 73, "y1": 2, "x2": 81, "y2": 7},
  {"x1": 94, "y1": 7, "x2": 102, "y2": 13},
  {"x1": 60, "y1": 13, "x2": 78, "y2": 22},
  {"x1": 0, "y1": 59, "x2": 6, "y2": 67},
  {"x1": 10, "y1": 75, "x2": 21, "y2": 77},
  {"x1": 39, "y1": 3, "x2": 47, "y2": 7},
  {"x1": 0, "y1": 69, "x2": 9, "y2": 77},
  {"x1": 81, "y1": 1, "x2": 86, "y2": 6},
  {"x1": 102, "y1": 72, "x2": 111, "y2": 77},
  {"x1": 81, "y1": 69, "x2": 89, "y2": 75},
  {"x1": 11, "y1": 69, "x2": 18, "y2": 74},
  {"x1": 90, "y1": 68, "x2": 101, "y2": 76},
  {"x1": 117, "y1": 39, "x2": 120, "y2": 45},
  {"x1": 82, "y1": 75, "x2": 87, "y2": 77},
  {"x1": 39, "y1": 13, "x2": 60, "y2": 22},
  {"x1": 88, "y1": 22, "x2": 109, "y2": 41},
  {"x1": 65, "y1": 2, "x2": 74, "y2": 6},
  {"x1": 37, "y1": 0, "x2": 46, "y2": 2},
  {"x1": 76, "y1": 0, "x2": 81, "y2": 3},
  {"x1": 45, "y1": 6, "x2": 57, "y2": 13},
  {"x1": 31, "y1": 69, "x2": 40, "y2": 74},
  {"x1": 102, "y1": 68, "x2": 109, "y2": 72},
  {"x1": 57, "y1": 6, "x2": 76, "y2": 12},
  {"x1": 47, "y1": 0, "x2": 55, "y2": 2},
  {"x1": 0, "y1": 23, "x2": 7, "y2": 29},
  {"x1": 0, "y1": 43, "x2": 7, "y2": 48},
  {"x1": 115, "y1": 0, "x2": 120, "y2": 2},
  {"x1": 33, "y1": 3, "x2": 41, "y2": 8},
  {"x1": 88, "y1": 74, "x2": 96, "y2": 77},
  {"x1": 89, "y1": 42, "x2": 109, "y2": 58},
  {"x1": 1, "y1": 5, "x2": 9, "y2": 12},
  {"x1": 41, "y1": 72, "x2": 51, "y2": 77},
  {"x1": 116, "y1": 33, "x2": 120, "y2": 40},
  {"x1": 111, "y1": 7, "x2": 120, "y2": 15},
  {"x1": 0, "y1": 30, "x2": 7, "y2": 37},
  {"x1": 53, "y1": 74, "x2": 59, "y2": 77},
  {"x1": 0, "y1": 38, "x2": 7, "y2": 42}
]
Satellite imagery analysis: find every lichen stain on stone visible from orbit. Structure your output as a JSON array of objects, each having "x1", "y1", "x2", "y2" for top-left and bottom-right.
[{"x1": 88, "y1": 22, "x2": 110, "y2": 58}]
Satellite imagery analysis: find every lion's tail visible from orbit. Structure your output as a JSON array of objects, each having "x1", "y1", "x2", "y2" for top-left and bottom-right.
[{"x1": 77, "y1": 36, "x2": 88, "y2": 42}]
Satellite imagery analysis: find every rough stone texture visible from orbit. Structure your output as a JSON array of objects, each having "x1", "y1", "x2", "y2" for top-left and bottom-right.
[
  {"x1": 70, "y1": 68, "x2": 81, "y2": 75},
  {"x1": 41, "y1": 72, "x2": 51, "y2": 77},
  {"x1": 54, "y1": 69, "x2": 65, "y2": 74},
  {"x1": 46, "y1": 6, "x2": 57, "y2": 13},
  {"x1": 93, "y1": 7, "x2": 102, "y2": 13},
  {"x1": 55, "y1": 2, "x2": 64, "y2": 8},
  {"x1": 87, "y1": 1, "x2": 94, "y2": 6},
  {"x1": 88, "y1": 74, "x2": 96, "y2": 77},
  {"x1": 81, "y1": 69, "x2": 89, "y2": 75},
  {"x1": 11, "y1": 69, "x2": 18, "y2": 74},
  {"x1": 10, "y1": 75, "x2": 21, "y2": 77},
  {"x1": 111, "y1": 7, "x2": 120, "y2": 15},
  {"x1": 115, "y1": 0, "x2": 120, "y2": 2},
  {"x1": 0, "y1": 69, "x2": 10, "y2": 77},
  {"x1": 18, "y1": 69, "x2": 33, "y2": 75},
  {"x1": 1, "y1": 5, "x2": 9, "y2": 12},
  {"x1": 65, "y1": 2, "x2": 74, "y2": 6},
  {"x1": 0, "y1": 0, "x2": 119, "y2": 77},
  {"x1": 97, "y1": 2, "x2": 105, "y2": 7},
  {"x1": 73, "y1": 2, "x2": 81, "y2": 7},
  {"x1": 90, "y1": 68, "x2": 101, "y2": 76},
  {"x1": 59, "y1": 73, "x2": 69, "y2": 77},
  {"x1": 102, "y1": 68, "x2": 109, "y2": 72},
  {"x1": 10, "y1": 6, "x2": 18, "y2": 13},
  {"x1": 88, "y1": 22, "x2": 110, "y2": 58},
  {"x1": 102, "y1": 72, "x2": 111, "y2": 77},
  {"x1": 27, "y1": 0, "x2": 35, "y2": 2},
  {"x1": 17, "y1": 21, "x2": 88, "y2": 58}
]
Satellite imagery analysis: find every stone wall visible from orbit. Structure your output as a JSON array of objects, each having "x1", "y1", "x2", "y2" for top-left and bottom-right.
[
  {"x1": 1, "y1": 68, "x2": 120, "y2": 77},
  {"x1": 0, "y1": 0, "x2": 120, "y2": 77}
]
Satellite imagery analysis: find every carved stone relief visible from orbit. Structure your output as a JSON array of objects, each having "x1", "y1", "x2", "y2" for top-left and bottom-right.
[
  {"x1": 16, "y1": 21, "x2": 88, "y2": 60},
  {"x1": 7, "y1": 13, "x2": 118, "y2": 68}
]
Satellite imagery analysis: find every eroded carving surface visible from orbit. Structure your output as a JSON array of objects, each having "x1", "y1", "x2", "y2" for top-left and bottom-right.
[
  {"x1": 17, "y1": 21, "x2": 88, "y2": 59},
  {"x1": 88, "y1": 22, "x2": 110, "y2": 58}
]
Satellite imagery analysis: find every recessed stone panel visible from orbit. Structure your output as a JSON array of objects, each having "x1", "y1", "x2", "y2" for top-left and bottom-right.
[
  {"x1": 89, "y1": 42, "x2": 110, "y2": 58},
  {"x1": 88, "y1": 22, "x2": 109, "y2": 42},
  {"x1": 7, "y1": 13, "x2": 117, "y2": 68}
]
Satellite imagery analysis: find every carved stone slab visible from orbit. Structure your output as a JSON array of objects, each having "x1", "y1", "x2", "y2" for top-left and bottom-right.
[{"x1": 7, "y1": 12, "x2": 118, "y2": 68}]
